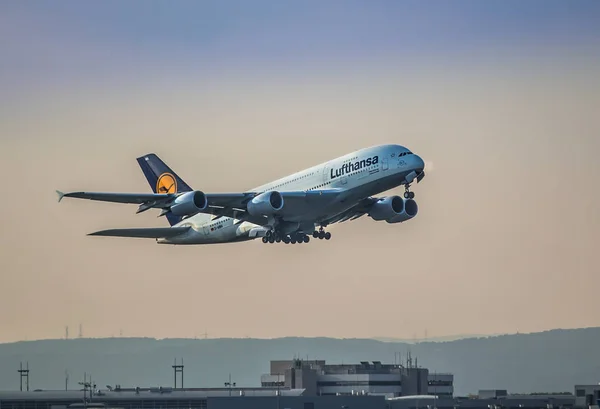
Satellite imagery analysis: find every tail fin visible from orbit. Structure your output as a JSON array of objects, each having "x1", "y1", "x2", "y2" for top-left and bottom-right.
[{"x1": 136, "y1": 153, "x2": 193, "y2": 226}]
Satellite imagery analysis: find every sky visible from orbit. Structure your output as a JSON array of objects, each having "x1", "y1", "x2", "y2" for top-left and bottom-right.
[{"x1": 1, "y1": 0, "x2": 600, "y2": 343}]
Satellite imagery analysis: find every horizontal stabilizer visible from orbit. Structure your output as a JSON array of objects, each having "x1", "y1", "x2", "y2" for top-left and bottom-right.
[
  {"x1": 59, "y1": 191, "x2": 172, "y2": 204},
  {"x1": 88, "y1": 226, "x2": 190, "y2": 239}
]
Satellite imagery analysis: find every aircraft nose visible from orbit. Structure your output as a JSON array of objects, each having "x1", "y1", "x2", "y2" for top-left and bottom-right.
[{"x1": 413, "y1": 154, "x2": 425, "y2": 172}]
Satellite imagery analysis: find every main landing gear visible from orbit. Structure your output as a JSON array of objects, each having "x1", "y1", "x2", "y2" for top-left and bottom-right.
[
  {"x1": 312, "y1": 227, "x2": 331, "y2": 241},
  {"x1": 403, "y1": 184, "x2": 415, "y2": 199},
  {"x1": 261, "y1": 230, "x2": 311, "y2": 244},
  {"x1": 261, "y1": 228, "x2": 331, "y2": 244}
]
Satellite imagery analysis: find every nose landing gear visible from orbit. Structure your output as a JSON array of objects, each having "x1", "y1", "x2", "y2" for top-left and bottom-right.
[{"x1": 403, "y1": 184, "x2": 415, "y2": 199}]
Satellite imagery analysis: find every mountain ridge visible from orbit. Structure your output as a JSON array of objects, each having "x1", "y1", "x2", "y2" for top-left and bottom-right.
[{"x1": 0, "y1": 327, "x2": 598, "y2": 395}]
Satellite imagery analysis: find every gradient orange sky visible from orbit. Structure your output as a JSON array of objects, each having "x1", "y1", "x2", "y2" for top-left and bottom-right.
[{"x1": 1, "y1": 1, "x2": 599, "y2": 343}]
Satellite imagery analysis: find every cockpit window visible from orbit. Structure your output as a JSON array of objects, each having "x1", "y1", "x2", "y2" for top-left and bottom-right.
[{"x1": 399, "y1": 151, "x2": 412, "y2": 157}]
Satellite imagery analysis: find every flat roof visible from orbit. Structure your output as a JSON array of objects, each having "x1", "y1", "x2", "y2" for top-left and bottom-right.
[{"x1": 0, "y1": 388, "x2": 306, "y2": 401}]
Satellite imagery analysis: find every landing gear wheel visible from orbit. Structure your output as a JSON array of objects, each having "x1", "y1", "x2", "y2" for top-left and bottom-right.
[
  {"x1": 303, "y1": 235, "x2": 310, "y2": 243},
  {"x1": 318, "y1": 230, "x2": 325, "y2": 239},
  {"x1": 404, "y1": 184, "x2": 415, "y2": 199},
  {"x1": 313, "y1": 231, "x2": 319, "y2": 239},
  {"x1": 283, "y1": 236, "x2": 290, "y2": 244},
  {"x1": 324, "y1": 232, "x2": 331, "y2": 240},
  {"x1": 262, "y1": 236, "x2": 268, "y2": 243},
  {"x1": 290, "y1": 236, "x2": 297, "y2": 244},
  {"x1": 275, "y1": 237, "x2": 281, "y2": 243},
  {"x1": 268, "y1": 236, "x2": 275, "y2": 243}
]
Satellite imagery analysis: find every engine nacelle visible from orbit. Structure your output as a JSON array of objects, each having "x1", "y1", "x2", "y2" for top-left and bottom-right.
[
  {"x1": 169, "y1": 191, "x2": 208, "y2": 216},
  {"x1": 386, "y1": 198, "x2": 418, "y2": 223},
  {"x1": 368, "y1": 196, "x2": 405, "y2": 221},
  {"x1": 247, "y1": 191, "x2": 284, "y2": 216},
  {"x1": 368, "y1": 195, "x2": 418, "y2": 223}
]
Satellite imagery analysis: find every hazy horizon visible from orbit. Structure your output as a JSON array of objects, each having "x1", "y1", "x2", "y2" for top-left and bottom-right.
[
  {"x1": 0, "y1": 330, "x2": 506, "y2": 344},
  {"x1": 1, "y1": 1, "x2": 600, "y2": 343},
  {"x1": 2, "y1": 326, "x2": 594, "y2": 345}
]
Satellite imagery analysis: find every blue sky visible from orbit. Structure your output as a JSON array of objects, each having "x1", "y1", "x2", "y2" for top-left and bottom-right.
[
  {"x1": 10, "y1": 0, "x2": 600, "y2": 50},
  {"x1": 2, "y1": 0, "x2": 600, "y2": 94}
]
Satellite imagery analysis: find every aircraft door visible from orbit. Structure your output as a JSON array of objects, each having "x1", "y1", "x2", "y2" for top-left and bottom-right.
[
  {"x1": 382, "y1": 158, "x2": 389, "y2": 171},
  {"x1": 203, "y1": 225, "x2": 210, "y2": 235},
  {"x1": 323, "y1": 164, "x2": 331, "y2": 184}
]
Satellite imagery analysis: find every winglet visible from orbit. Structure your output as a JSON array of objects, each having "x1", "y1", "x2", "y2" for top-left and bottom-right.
[{"x1": 56, "y1": 190, "x2": 65, "y2": 203}]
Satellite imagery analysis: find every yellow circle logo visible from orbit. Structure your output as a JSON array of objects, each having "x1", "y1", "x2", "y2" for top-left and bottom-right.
[{"x1": 156, "y1": 173, "x2": 177, "y2": 194}]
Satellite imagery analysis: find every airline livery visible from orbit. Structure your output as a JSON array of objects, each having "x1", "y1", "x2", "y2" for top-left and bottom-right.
[{"x1": 56, "y1": 144, "x2": 425, "y2": 245}]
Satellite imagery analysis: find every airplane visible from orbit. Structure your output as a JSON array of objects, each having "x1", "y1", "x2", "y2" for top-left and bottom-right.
[{"x1": 56, "y1": 144, "x2": 426, "y2": 245}]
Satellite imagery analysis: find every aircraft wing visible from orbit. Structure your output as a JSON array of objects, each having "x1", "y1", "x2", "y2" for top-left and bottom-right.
[
  {"x1": 320, "y1": 197, "x2": 379, "y2": 225},
  {"x1": 57, "y1": 189, "x2": 344, "y2": 226},
  {"x1": 204, "y1": 189, "x2": 343, "y2": 216},
  {"x1": 88, "y1": 227, "x2": 191, "y2": 238},
  {"x1": 57, "y1": 190, "x2": 172, "y2": 204}
]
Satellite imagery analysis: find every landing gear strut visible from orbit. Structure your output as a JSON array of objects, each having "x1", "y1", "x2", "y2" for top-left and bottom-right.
[{"x1": 403, "y1": 184, "x2": 415, "y2": 199}]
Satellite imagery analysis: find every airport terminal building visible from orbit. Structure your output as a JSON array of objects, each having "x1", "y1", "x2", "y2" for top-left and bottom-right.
[
  {"x1": 0, "y1": 359, "x2": 594, "y2": 409},
  {"x1": 575, "y1": 384, "x2": 600, "y2": 408},
  {"x1": 260, "y1": 359, "x2": 453, "y2": 398}
]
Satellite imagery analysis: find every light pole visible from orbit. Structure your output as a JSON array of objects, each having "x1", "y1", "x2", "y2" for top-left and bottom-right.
[
  {"x1": 78, "y1": 373, "x2": 91, "y2": 409},
  {"x1": 277, "y1": 373, "x2": 281, "y2": 409},
  {"x1": 224, "y1": 373, "x2": 236, "y2": 397}
]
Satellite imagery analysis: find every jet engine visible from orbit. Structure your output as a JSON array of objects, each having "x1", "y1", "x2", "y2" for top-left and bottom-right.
[
  {"x1": 386, "y1": 199, "x2": 418, "y2": 223},
  {"x1": 368, "y1": 195, "x2": 418, "y2": 223},
  {"x1": 247, "y1": 191, "x2": 284, "y2": 216},
  {"x1": 169, "y1": 191, "x2": 208, "y2": 216}
]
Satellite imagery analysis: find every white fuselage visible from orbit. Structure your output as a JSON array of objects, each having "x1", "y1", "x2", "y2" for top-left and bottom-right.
[{"x1": 160, "y1": 144, "x2": 424, "y2": 245}]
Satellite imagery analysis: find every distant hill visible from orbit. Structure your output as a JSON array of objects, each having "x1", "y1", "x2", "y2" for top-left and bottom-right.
[
  {"x1": 372, "y1": 334, "x2": 503, "y2": 343},
  {"x1": 1, "y1": 327, "x2": 599, "y2": 396}
]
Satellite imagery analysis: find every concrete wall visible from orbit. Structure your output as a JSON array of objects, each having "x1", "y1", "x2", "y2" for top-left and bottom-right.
[
  {"x1": 388, "y1": 396, "x2": 576, "y2": 409},
  {"x1": 207, "y1": 395, "x2": 386, "y2": 409}
]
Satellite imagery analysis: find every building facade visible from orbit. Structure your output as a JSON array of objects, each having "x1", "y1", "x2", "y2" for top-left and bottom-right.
[
  {"x1": 261, "y1": 359, "x2": 454, "y2": 398},
  {"x1": 427, "y1": 373, "x2": 454, "y2": 397},
  {"x1": 575, "y1": 384, "x2": 600, "y2": 409}
]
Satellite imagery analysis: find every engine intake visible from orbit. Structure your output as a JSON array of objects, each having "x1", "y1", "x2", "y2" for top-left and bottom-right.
[
  {"x1": 247, "y1": 191, "x2": 284, "y2": 216},
  {"x1": 386, "y1": 198, "x2": 418, "y2": 223},
  {"x1": 368, "y1": 195, "x2": 418, "y2": 223},
  {"x1": 169, "y1": 191, "x2": 208, "y2": 216}
]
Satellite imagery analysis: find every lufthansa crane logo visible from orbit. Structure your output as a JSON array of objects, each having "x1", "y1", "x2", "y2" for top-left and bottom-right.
[{"x1": 156, "y1": 173, "x2": 177, "y2": 194}]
